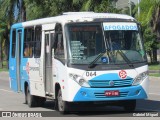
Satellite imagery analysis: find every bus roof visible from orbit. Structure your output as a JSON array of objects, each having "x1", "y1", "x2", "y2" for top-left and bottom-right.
[{"x1": 11, "y1": 12, "x2": 136, "y2": 29}]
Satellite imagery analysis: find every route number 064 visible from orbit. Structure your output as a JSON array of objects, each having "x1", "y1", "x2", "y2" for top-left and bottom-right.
[{"x1": 86, "y1": 71, "x2": 97, "y2": 77}]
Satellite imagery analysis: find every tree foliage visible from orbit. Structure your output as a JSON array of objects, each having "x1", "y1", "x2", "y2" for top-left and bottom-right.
[
  {"x1": 0, "y1": 0, "x2": 160, "y2": 65},
  {"x1": 0, "y1": 0, "x2": 123, "y2": 68},
  {"x1": 134, "y1": 0, "x2": 160, "y2": 63},
  {"x1": 0, "y1": 0, "x2": 22, "y2": 67}
]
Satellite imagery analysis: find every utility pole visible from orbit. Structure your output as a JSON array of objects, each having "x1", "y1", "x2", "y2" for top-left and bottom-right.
[
  {"x1": 129, "y1": 0, "x2": 132, "y2": 16},
  {"x1": 138, "y1": 0, "x2": 140, "y2": 17},
  {"x1": 0, "y1": 36, "x2": 2, "y2": 68}
]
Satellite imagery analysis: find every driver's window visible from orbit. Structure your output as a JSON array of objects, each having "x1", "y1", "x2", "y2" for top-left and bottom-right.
[{"x1": 53, "y1": 24, "x2": 64, "y2": 61}]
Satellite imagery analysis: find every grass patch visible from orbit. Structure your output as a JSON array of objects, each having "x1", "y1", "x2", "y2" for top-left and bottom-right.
[
  {"x1": 148, "y1": 63, "x2": 160, "y2": 70},
  {"x1": 0, "y1": 68, "x2": 8, "y2": 72},
  {"x1": 149, "y1": 73, "x2": 160, "y2": 77},
  {"x1": 0, "y1": 61, "x2": 8, "y2": 72},
  {"x1": 3, "y1": 61, "x2": 7, "y2": 66}
]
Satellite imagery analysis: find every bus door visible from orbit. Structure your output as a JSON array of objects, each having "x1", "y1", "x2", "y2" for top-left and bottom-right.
[
  {"x1": 10, "y1": 28, "x2": 23, "y2": 92},
  {"x1": 44, "y1": 31, "x2": 55, "y2": 95}
]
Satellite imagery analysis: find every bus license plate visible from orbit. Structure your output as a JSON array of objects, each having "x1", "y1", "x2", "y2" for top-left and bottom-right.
[{"x1": 105, "y1": 90, "x2": 119, "y2": 96}]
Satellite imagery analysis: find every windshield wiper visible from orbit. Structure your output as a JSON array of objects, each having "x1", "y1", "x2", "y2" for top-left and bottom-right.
[
  {"x1": 88, "y1": 49, "x2": 134, "y2": 69},
  {"x1": 117, "y1": 50, "x2": 134, "y2": 68},
  {"x1": 88, "y1": 49, "x2": 109, "y2": 68}
]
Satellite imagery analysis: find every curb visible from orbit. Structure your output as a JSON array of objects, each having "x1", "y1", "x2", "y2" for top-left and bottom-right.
[{"x1": 149, "y1": 70, "x2": 160, "y2": 73}]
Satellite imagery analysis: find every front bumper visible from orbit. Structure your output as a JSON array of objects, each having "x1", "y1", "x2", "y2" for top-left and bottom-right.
[{"x1": 73, "y1": 85, "x2": 147, "y2": 101}]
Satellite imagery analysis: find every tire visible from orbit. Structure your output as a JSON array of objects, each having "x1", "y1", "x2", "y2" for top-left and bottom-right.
[
  {"x1": 26, "y1": 86, "x2": 37, "y2": 107},
  {"x1": 123, "y1": 100, "x2": 136, "y2": 111},
  {"x1": 37, "y1": 97, "x2": 46, "y2": 107},
  {"x1": 57, "y1": 89, "x2": 69, "y2": 113},
  {"x1": 25, "y1": 91, "x2": 28, "y2": 104}
]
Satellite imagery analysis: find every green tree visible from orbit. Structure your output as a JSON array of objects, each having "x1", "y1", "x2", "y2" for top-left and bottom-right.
[
  {"x1": 24, "y1": 0, "x2": 121, "y2": 20},
  {"x1": 18, "y1": 0, "x2": 26, "y2": 22},
  {"x1": 0, "y1": 0, "x2": 19, "y2": 68},
  {"x1": 25, "y1": 0, "x2": 81, "y2": 20},
  {"x1": 134, "y1": 0, "x2": 160, "y2": 63},
  {"x1": 0, "y1": 20, "x2": 7, "y2": 68},
  {"x1": 0, "y1": 0, "x2": 122, "y2": 68},
  {"x1": 73, "y1": 0, "x2": 121, "y2": 13},
  {"x1": 143, "y1": 27, "x2": 157, "y2": 63}
]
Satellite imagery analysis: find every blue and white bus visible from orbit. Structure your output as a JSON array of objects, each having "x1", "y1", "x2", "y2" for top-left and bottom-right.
[{"x1": 9, "y1": 12, "x2": 149, "y2": 112}]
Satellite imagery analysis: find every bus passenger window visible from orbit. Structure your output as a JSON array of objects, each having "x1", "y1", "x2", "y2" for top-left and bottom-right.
[
  {"x1": 24, "y1": 44, "x2": 28, "y2": 56},
  {"x1": 24, "y1": 44, "x2": 33, "y2": 57},
  {"x1": 11, "y1": 30, "x2": 16, "y2": 58},
  {"x1": 23, "y1": 27, "x2": 34, "y2": 58},
  {"x1": 34, "y1": 26, "x2": 42, "y2": 58}
]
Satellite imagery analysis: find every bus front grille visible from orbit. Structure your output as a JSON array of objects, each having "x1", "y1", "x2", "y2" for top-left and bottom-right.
[{"x1": 88, "y1": 79, "x2": 133, "y2": 88}]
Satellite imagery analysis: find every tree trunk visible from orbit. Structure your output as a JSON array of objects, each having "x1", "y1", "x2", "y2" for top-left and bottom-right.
[
  {"x1": 148, "y1": 51, "x2": 152, "y2": 63},
  {"x1": 3, "y1": 30, "x2": 10, "y2": 69},
  {"x1": 0, "y1": 37, "x2": 2, "y2": 68},
  {"x1": 152, "y1": 48, "x2": 157, "y2": 63},
  {"x1": 21, "y1": 0, "x2": 26, "y2": 22},
  {"x1": 6, "y1": 33, "x2": 10, "y2": 69},
  {"x1": 4, "y1": 44, "x2": 9, "y2": 69}
]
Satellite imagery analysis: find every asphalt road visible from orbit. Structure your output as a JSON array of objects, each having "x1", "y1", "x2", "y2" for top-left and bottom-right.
[{"x1": 0, "y1": 72, "x2": 160, "y2": 119}]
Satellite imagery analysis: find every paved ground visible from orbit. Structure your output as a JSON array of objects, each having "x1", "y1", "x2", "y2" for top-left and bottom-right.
[{"x1": 0, "y1": 72, "x2": 160, "y2": 119}]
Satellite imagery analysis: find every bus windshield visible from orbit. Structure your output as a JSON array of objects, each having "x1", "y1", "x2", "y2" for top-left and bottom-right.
[{"x1": 66, "y1": 22, "x2": 147, "y2": 65}]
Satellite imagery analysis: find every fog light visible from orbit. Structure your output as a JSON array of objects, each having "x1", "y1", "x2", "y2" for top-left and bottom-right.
[
  {"x1": 81, "y1": 91, "x2": 87, "y2": 96},
  {"x1": 135, "y1": 89, "x2": 141, "y2": 95}
]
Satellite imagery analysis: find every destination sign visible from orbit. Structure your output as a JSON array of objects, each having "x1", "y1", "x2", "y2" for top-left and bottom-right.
[{"x1": 103, "y1": 22, "x2": 138, "y2": 31}]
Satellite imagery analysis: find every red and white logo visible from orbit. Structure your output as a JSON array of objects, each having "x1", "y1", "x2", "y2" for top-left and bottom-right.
[{"x1": 119, "y1": 70, "x2": 127, "y2": 79}]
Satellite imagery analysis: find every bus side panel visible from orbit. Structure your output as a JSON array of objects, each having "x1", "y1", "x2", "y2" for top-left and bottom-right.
[
  {"x1": 27, "y1": 58, "x2": 45, "y2": 97},
  {"x1": 20, "y1": 57, "x2": 29, "y2": 93},
  {"x1": 9, "y1": 57, "x2": 18, "y2": 91},
  {"x1": 20, "y1": 28, "x2": 45, "y2": 97},
  {"x1": 9, "y1": 29, "x2": 17, "y2": 91},
  {"x1": 19, "y1": 53, "x2": 45, "y2": 97},
  {"x1": 53, "y1": 59, "x2": 68, "y2": 100}
]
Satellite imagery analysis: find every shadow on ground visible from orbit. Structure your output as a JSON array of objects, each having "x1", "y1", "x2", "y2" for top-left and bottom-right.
[{"x1": 28, "y1": 99, "x2": 160, "y2": 117}]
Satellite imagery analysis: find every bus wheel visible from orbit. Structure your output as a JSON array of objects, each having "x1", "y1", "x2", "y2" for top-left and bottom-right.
[
  {"x1": 123, "y1": 100, "x2": 136, "y2": 111},
  {"x1": 26, "y1": 87, "x2": 36, "y2": 107},
  {"x1": 57, "y1": 89, "x2": 69, "y2": 113}
]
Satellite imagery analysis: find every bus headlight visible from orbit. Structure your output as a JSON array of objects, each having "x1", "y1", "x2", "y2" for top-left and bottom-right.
[
  {"x1": 69, "y1": 73, "x2": 90, "y2": 87},
  {"x1": 132, "y1": 72, "x2": 148, "y2": 86}
]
